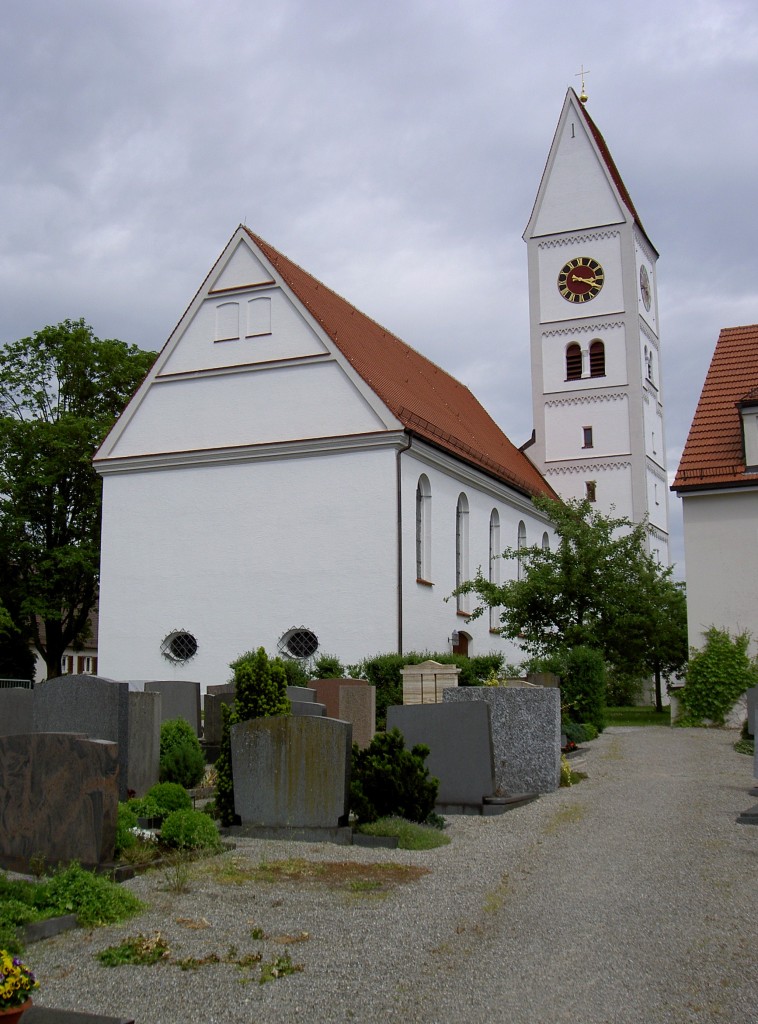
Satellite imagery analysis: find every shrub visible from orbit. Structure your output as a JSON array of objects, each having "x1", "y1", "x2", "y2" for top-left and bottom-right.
[
  {"x1": 350, "y1": 728, "x2": 438, "y2": 825},
  {"x1": 680, "y1": 627, "x2": 758, "y2": 725},
  {"x1": 606, "y1": 671, "x2": 644, "y2": 707},
  {"x1": 312, "y1": 654, "x2": 344, "y2": 678},
  {"x1": 145, "y1": 781, "x2": 192, "y2": 816},
  {"x1": 161, "y1": 809, "x2": 222, "y2": 851},
  {"x1": 159, "y1": 718, "x2": 206, "y2": 788},
  {"x1": 115, "y1": 803, "x2": 139, "y2": 855},
  {"x1": 560, "y1": 646, "x2": 606, "y2": 732}
]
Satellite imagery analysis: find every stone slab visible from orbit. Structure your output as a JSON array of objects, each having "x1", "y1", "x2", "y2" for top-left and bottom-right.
[
  {"x1": 387, "y1": 702, "x2": 495, "y2": 806},
  {"x1": 231, "y1": 715, "x2": 351, "y2": 828},
  {"x1": 0, "y1": 733, "x2": 118, "y2": 872},
  {"x1": 290, "y1": 700, "x2": 327, "y2": 717},
  {"x1": 0, "y1": 686, "x2": 34, "y2": 735},
  {"x1": 127, "y1": 691, "x2": 161, "y2": 797},
  {"x1": 203, "y1": 691, "x2": 236, "y2": 744},
  {"x1": 21, "y1": 913, "x2": 79, "y2": 944},
  {"x1": 736, "y1": 803, "x2": 758, "y2": 825},
  {"x1": 746, "y1": 686, "x2": 757, "y2": 737},
  {"x1": 339, "y1": 684, "x2": 376, "y2": 748},
  {"x1": 222, "y1": 824, "x2": 353, "y2": 845},
  {"x1": 25, "y1": 1010, "x2": 134, "y2": 1024},
  {"x1": 444, "y1": 686, "x2": 561, "y2": 794},
  {"x1": 286, "y1": 686, "x2": 317, "y2": 703},
  {"x1": 34, "y1": 675, "x2": 130, "y2": 800},
  {"x1": 144, "y1": 679, "x2": 202, "y2": 736}
]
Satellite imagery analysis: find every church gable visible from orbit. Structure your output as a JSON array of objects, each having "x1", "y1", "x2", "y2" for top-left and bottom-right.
[{"x1": 527, "y1": 90, "x2": 627, "y2": 239}]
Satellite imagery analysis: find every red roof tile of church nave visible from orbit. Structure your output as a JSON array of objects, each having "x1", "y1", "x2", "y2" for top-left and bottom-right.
[
  {"x1": 246, "y1": 228, "x2": 554, "y2": 499},
  {"x1": 673, "y1": 323, "x2": 758, "y2": 491}
]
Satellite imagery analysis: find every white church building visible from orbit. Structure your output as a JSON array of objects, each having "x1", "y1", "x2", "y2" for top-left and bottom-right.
[
  {"x1": 94, "y1": 228, "x2": 556, "y2": 689},
  {"x1": 94, "y1": 88, "x2": 669, "y2": 690}
]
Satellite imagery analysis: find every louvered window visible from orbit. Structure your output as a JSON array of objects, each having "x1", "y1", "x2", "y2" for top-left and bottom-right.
[
  {"x1": 589, "y1": 340, "x2": 605, "y2": 377},
  {"x1": 566, "y1": 343, "x2": 582, "y2": 380}
]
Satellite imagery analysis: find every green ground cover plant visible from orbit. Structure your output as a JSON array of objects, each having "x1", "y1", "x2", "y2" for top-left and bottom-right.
[{"x1": 354, "y1": 816, "x2": 450, "y2": 850}]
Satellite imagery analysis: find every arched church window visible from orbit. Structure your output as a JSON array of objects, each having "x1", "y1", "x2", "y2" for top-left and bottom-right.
[
  {"x1": 455, "y1": 493, "x2": 470, "y2": 612},
  {"x1": 541, "y1": 531, "x2": 550, "y2": 552},
  {"x1": 589, "y1": 340, "x2": 605, "y2": 377},
  {"x1": 415, "y1": 475, "x2": 432, "y2": 582},
  {"x1": 566, "y1": 343, "x2": 582, "y2": 381},
  {"x1": 489, "y1": 509, "x2": 500, "y2": 630},
  {"x1": 517, "y1": 520, "x2": 527, "y2": 580}
]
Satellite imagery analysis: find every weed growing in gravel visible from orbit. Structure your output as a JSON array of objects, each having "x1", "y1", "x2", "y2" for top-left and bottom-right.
[
  {"x1": 354, "y1": 816, "x2": 450, "y2": 849},
  {"x1": 97, "y1": 933, "x2": 170, "y2": 966},
  {"x1": 259, "y1": 954, "x2": 303, "y2": 984},
  {"x1": 161, "y1": 851, "x2": 193, "y2": 894}
]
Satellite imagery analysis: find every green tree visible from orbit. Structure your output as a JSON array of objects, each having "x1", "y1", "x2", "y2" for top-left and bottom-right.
[
  {"x1": 456, "y1": 497, "x2": 688, "y2": 692},
  {"x1": 0, "y1": 320, "x2": 155, "y2": 678}
]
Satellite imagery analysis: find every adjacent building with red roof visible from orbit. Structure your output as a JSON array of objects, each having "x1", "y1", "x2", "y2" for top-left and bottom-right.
[{"x1": 672, "y1": 324, "x2": 758, "y2": 652}]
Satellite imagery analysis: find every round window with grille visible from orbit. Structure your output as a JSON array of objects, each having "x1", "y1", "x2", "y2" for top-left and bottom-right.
[
  {"x1": 278, "y1": 627, "x2": 319, "y2": 660},
  {"x1": 161, "y1": 631, "x2": 199, "y2": 663}
]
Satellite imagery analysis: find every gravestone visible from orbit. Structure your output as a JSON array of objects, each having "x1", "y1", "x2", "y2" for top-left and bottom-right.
[
  {"x1": 746, "y1": 686, "x2": 757, "y2": 737},
  {"x1": 203, "y1": 688, "x2": 235, "y2": 745},
  {"x1": 231, "y1": 716, "x2": 351, "y2": 828},
  {"x1": 444, "y1": 686, "x2": 561, "y2": 794},
  {"x1": 144, "y1": 679, "x2": 202, "y2": 736},
  {"x1": 127, "y1": 691, "x2": 161, "y2": 796},
  {"x1": 34, "y1": 675, "x2": 130, "y2": 800},
  {"x1": 0, "y1": 733, "x2": 118, "y2": 872},
  {"x1": 402, "y1": 660, "x2": 459, "y2": 704},
  {"x1": 387, "y1": 702, "x2": 495, "y2": 807},
  {"x1": 0, "y1": 687, "x2": 34, "y2": 735},
  {"x1": 286, "y1": 684, "x2": 326, "y2": 717},
  {"x1": 311, "y1": 679, "x2": 375, "y2": 746}
]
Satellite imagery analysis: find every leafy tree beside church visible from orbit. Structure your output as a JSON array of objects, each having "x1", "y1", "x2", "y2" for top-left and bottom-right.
[
  {"x1": 455, "y1": 496, "x2": 688, "y2": 710},
  {"x1": 0, "y1": 319, "x2": 155, "y2": 678}
]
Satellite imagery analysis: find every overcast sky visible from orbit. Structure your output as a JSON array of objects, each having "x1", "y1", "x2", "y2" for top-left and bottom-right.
[{"x1": 2, "y1": 0, "x2": 757, "y2": 577}]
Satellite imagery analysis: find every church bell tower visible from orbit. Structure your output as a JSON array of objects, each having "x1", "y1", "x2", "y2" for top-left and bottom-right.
[{"x1": 523, "y1": 88, "x2": 669, "y2": 563}]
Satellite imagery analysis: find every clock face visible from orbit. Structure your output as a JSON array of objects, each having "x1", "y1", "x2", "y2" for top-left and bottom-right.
[
  {"x1": 557, "y1": 257, "x2": 604, "y2": 303},
  {"x1": 640, "y1": 264, "x2": 651, "y2": 311}
]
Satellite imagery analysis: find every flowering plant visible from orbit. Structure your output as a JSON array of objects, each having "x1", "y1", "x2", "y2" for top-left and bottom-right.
[{"x1": 0, "y1": 950, "x2": 39, "y2": 1009}]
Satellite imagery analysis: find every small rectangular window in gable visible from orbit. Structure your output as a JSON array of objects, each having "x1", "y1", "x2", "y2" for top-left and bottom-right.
[{"x1": 582, "y1": 426, "x2": 593, "y2": 449}]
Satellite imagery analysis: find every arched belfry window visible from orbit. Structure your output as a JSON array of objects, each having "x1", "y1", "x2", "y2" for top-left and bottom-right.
[
  {"x1": 517, "y1": 520, "x2": 527, "y2": 580},
  {"x1": 415, "y1": 475, "x2": 432, "y2": 582},
  {"x1": 489, "y1": 509, "x2": 500, "y2": 630},
  {"x1": 566, "y1": 343, "x2": 582, "y2": 381},
  {"x1": 589, "y1": 340, "x2": 605, "y2": 378},
  {"x1": 455, "y1": 493, "x2": 470, "y2": 612}
]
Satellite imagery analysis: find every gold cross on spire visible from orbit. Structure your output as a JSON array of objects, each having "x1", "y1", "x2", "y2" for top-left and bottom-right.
[{"x1": 575, "y1": 65, "x2": 590, "y2": 104}]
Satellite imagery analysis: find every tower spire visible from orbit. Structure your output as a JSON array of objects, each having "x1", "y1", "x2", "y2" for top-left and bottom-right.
[{"x1": 575, "y1": 64, "x2": 590, "y2": 104}]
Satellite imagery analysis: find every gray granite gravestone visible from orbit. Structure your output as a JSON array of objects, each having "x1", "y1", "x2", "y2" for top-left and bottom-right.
[
  {"x1": 0, "y1": 687, "x2": 34, "y2": 735},
  {"x1": 444, "y1": 686, "x2": 561, "y2": 794},
  {"x1": 34, "y1": 675, "x2": 130, "y2": 799},
  {"x1": 203, "y1": 689, "x2": 236, "y2": 744},
  {"x1": 386, "y1": 702, "x2": 494, "y2": 807},
  {"x1": 127, "y1": 690, "x2": 161, "y2": 796},
  {"x1": 746, "y1": 686, "x2": 757, "y2": 737},
  {"x1": 144, "y1": 679, "x2": 202, "y2": 736},
  {"x1": 231, "y1": 716, "x2": 351, "y2": 828},
  {"x1": 0, "y1": 733, "x2": 118, "y2": 872}
]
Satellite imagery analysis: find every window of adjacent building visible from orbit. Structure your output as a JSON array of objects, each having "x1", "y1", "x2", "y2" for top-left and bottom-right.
[
  {"x1": 517, "y1": 520, "x2": 527, "y2": 580},
  {"x1": 489, "y1": 509, "x2": 500, "y2": 630},
  {"x1": 415, "y1": 475, "x2": 432, "y2": 582},
  {"x1": 589, "y1": 340, "x2": 605, "y2": 377},
  {"x1": 215, "y1": 301, "x2": 240, "y2": 341},
  {"x1": 582, "y1": 426, "x2": 593, "y2": 449},
  {"x1": 566, "y1": 343, "x2": 582, "y2": 381},
  {"x1": 586, "y1": 480, "x2": 597, "y2": 503},
  {"x1": 455, "y1": 493, "x2": 470, "y2": 612},
  {"x1": 246, "y1": 296, "x2": 272, "y2": 337}
]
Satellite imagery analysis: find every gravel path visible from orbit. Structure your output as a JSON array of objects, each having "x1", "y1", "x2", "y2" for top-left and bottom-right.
[{"x1": 24, "y1": 727, "x2": 757, "y2": 1024}]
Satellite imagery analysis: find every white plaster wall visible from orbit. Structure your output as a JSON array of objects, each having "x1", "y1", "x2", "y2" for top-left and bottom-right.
[
  {"x1": 646, "y1": 468, "x2": 668, "y2": 533},
  {"x1": 682, "y1": 489, "x2": 758, "y2": 656},
  {"x1": 537, "y1": 233, "x2": 624, "y2": 324},
  {"x1": 544, "y1": 395, "x2": 630, "y2": 462},
  {"x1": 98, "y1": 448, "x2": 401, "y2": 688},
  {"x1": 642, "y1": 392, "x2": 665, "y2": 467},
  {"x1": 399, "y1": 449, "x2": 553, "y2": 669},
  {"x1": 160, "y1": 291, "x2": 329, "y2": 376},
  {"x1": 541, "y1": 322, "x2": 627, "y2": 393},
  {"x1": 110, "y1": 361, "x2": 388, "y2": 457},
  {"x1": 545, "y1": 463, "x2": 633, "y2": 518},
  {"x1": 635, "y1": 243, "x2": 658, "y2": 334}
]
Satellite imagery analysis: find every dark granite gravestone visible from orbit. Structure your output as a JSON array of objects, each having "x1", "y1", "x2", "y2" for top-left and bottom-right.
[
  {"x1": 746, "y1": 685, "x2": 757, "y2": 738},
  {"x1": 386, "y1": 702, "x2": 495, "y2": 807},
  {"x1": 285, "y1": 684, "x2": 327, "y2": 717},
  {"x1": 34, "y1": 675, "x2": 130, "y2": 799},
  {"x1": 0, "y1": 686, "x2": 34, "y2": 735},
  {"x1": 0, "y1": 733, "x2": 118, "y2": 872},
  {"x1": 231, "y1": 716, "x2": 351, "y2": 828},
  {"x1": 203, "y1": 689, "x2": 235, "y2": 745},
  {"x1": 444, "y1": 686, "x2": 561, "y2": 794},
  {"x1": 144, "y1": 679, "x2": 202, "y2": 736}
]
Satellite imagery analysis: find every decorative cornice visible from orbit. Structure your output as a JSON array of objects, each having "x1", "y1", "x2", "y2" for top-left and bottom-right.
[
  {"x1": 639, "y1": 318, "x2": 659, "y2": 348},
  {"x1": 542, "y1": 320, "x2": 625, "y2": 338},
  {"x1": 648, "y1": 523, "x2": 669, "y2": 543},
  {"x1": 545, "y1": 460, "x2": 631, "y2": 476},
  {"x1": 647, "y1": 462, "x2": 667, "y2": 483},
  {"x1": 545, "y1": 392, "x2": 628, "y2": 408},
  {"x1": 634, "y1": 232, "x2": 657, "y2": 267},
  {"x1": 537, "y1": 230, "x2": 621, "y2": 250}
]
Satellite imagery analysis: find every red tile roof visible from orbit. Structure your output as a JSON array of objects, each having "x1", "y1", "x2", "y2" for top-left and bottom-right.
[
  {"x1": 246, "y1": 228, "x2": 553, "y2": 499},
  {"x1": 672, "y1": 324, "x2": 758, "y2": 491}
]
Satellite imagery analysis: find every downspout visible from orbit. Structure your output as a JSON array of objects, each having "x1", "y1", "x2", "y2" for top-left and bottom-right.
[{"x1": 396, "y1": 433, "x2": 413, "y2": 654}]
